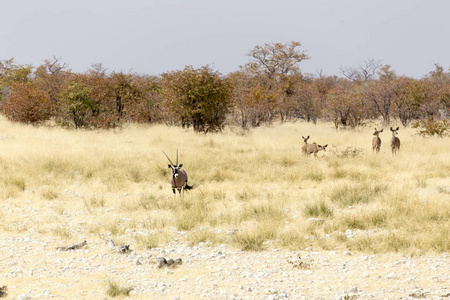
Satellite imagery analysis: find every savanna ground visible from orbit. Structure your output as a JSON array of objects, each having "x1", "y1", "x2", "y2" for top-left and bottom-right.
[{"x1": 0, "y1": 116, "x2": 449, "y2": 299}]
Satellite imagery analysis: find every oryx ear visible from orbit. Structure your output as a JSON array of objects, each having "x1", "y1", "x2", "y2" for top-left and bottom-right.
[
  {"x1": 324, "y1": 144, "x2": 328, "y2": 148},
  {"x1": 168, "y1": 165, "x2": 172, "y2": 168},
  {"x1": 380, "y1": 129, "x2": 383, "y2": 132},
  {"x1": 178, "y1": 164, "x2": 183, "y2": 168}
]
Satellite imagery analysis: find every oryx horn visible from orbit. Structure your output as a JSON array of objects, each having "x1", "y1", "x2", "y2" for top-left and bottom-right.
[{"x1": 162, "y1": 151, "x2": 174, "y2": 167}]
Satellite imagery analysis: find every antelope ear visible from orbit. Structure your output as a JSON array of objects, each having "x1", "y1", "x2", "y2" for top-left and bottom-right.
[
  {"x1": 380, "y1": 129, "x2": 383, "y2": 132},
  {"x1": 168, "y1": 165, "x2": 172, "y2": 168},
  {"x1": 324, "y1": 144, "x2": 328, "y2": 148},
  {"x1": 178, "y1": 164, "x2": 183, "y2": 168}
]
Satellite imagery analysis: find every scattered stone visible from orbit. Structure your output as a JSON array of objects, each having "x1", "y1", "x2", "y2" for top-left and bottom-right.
[
  {"x1": 56, "y1": 240, "x2": 87, "y2": 251},
  {"x1": 306, "y1": 218, "x2": 325, "y2": 225},
  {"x1": 156, "y1": 257, "x2": 182, "y2": 268},
  {"x1": 0, "y1": 286, "x2": 7, "y2": 298},
  {"x1": 227, "y1": 229, "x2": 238, "y2": 235},
  {"x1": 409, "y1": 289, "x2": 429, "y2": 298},
  {"x1": 386, "y1": 273, "x2": 399, "y2": 279},
  {"x1": 287, "y1": 254, "x2": 313, "y2": 269},
  {"x1": 105, "y1": 239, "x2": 131, "y2": 254}
]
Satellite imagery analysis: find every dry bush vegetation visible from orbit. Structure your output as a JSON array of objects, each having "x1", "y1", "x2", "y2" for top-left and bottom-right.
[{"x1": 0, "y1": 116, "x2": 449, "y2": 255}]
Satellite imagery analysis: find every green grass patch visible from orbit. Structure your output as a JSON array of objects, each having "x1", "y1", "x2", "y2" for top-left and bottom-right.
[{"x1": 106, "y1": 280, "x2": 133, "y2": 297}]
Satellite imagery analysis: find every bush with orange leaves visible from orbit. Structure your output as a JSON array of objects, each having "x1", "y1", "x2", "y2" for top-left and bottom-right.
[{"x1": 2, "y1": 81, "x2": 52, "y2": 124}]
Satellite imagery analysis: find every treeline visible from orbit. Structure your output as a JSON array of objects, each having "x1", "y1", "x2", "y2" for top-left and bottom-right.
[{"x1": 0, "y1": 42, "x2": 449, "y2": 134}]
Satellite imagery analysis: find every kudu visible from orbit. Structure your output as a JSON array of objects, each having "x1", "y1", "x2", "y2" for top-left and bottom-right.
[
  {"x1": 163, "y1": 150, "x2": 193, "y2": 195},
  {"x1": 301, "y1": 136, "x2": 310, "y2": 154},
  {"x1": 372, "y1": 128, "x2": 383, "y2": 153},
  {"x1": 304, "y1": 143, "x2": 328, "y2": 158},
  {"x1": 390, "y1": 127, "x2": 401, "y2": 155}
]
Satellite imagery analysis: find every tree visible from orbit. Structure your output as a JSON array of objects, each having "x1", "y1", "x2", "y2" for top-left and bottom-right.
[
  {"x1": 340, "y1": 58, "x2": 382, "y2": 81},
  {"x1": 58, "y1": 77, "x2": 96, "y2": 128},
  {"x1": 128, "y1": 75, "x2": 163, "y2": 124},
  {"x1": 33, "y1": 57, "x2": 71, "y2": 118},
  {"x1": 377, "y1": 64, "x2": 397, "y2": 81},
  {"x1": 244, "y1": 41, "x2": 310, "y2": 120},
  {"x1": 228, "y1": 70, "x2": 265, "y2": 128},
  {"x1": 161, "y1": 65, "x2": 232, "y2": 133},
  {"x1": 365, "y1": 78, "x2": 397, "y2": 123},
  {"x1": 109, "y1": 72, "x2": 143, "y2": 122},
  {"x1": 0, "y1": 59, "x2": 33, "y2": 102},
  {"x1": 325, "y1": 79, "x2": 366, "y2": 128},
  {"x1": 392, "y1": 77, "x2": 425, "y2": 125},
  {"x1": 294, "y1": 74, "x2": 337, "y2": 123},
  {"x1": 425, "y1": 64, "x2": 450, "y2": 119}
]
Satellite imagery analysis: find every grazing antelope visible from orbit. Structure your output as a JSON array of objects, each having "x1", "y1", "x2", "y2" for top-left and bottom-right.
[
  {"x1": 163, "y1": 150, "x2": 193, "y2": 195},
  {"x1": 390, "y1": 127, "x2": 400, "y2": 155},
  {"x1": 304, "y1": 143, "x2": 328, "y2": 158},
  {"x1": 301, "y1": 136, "x2": 310, "y2": 154},
  {"x1": 372, "y1": 128, "x2": 383, "y2": 153}
]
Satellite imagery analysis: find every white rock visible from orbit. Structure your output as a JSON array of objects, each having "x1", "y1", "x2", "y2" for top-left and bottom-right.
[{"x1": 386, "y1": 273, "x2": 399, "y2": 279}]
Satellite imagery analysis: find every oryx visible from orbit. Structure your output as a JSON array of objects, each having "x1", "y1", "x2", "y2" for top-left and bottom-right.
[{"x1": 163, "y1": 150, "x2": 193, "y2": 195}]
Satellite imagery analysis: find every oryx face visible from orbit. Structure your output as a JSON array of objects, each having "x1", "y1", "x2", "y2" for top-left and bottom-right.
[{"x1": 168, "y1": 164, "x2": 183, "y2": 178}]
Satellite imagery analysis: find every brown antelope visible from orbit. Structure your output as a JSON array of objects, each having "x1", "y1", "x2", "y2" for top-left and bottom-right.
[
  {"x1": 163, "y1": 150, "x2": 193, "y2": 195},
  {"x1": 372, "y1": 128, "x2": 383, "y2": 153},
  {"x1": 390, "y1": 127, "x2": 400, "y2": 155},
  {"x1": 301, "y1": 135, "x2": 310, "y2": 154},
  {"x1": 304, "y1": 143, "x2": 328, "y2": 158}
]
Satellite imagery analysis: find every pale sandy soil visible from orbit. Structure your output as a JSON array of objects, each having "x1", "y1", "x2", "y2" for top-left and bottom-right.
[{"x1": 1, "y1": 229, "x2": 449, "y2": 299}]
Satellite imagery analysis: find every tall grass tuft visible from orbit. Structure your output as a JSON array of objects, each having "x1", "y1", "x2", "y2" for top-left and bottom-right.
[
  {"x1": 329, "y1": 182, "x2": 388, "y2": 207},
  {"x1": 304, "y1": 200, "x2": 334, "y2": 218},
  {"x1": 106, "y1": 280, "x2": 133, "y2": 297}
]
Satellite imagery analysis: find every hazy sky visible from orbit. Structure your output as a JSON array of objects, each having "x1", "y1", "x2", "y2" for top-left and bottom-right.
[{"x1": 1, "y1": 0, "x2": 449, "y2": 78}]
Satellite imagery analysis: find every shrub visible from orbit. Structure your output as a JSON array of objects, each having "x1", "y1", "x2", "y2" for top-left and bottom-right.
[
  {"x1": 412, "y1": 119, "x2": 449, "y2": 137},
  {"x1": 160, "y1": 65, "x2": 233, "y2": 133},
  {"x1": 1, "y1": 82, "x2": 52, "y2": 123}
]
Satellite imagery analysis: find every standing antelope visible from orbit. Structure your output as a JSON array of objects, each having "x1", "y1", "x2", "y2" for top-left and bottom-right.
[
  {"x1": 304, "y1": 143, "x2": 328, "y2": 158},
  {"x1": 372, "y1": 128, "x2": 383, "y2": 153},
  {"x1": 390, "y1": 127, "x2": 400, "y2": 155},
  {"x1": 163, "y1": 150, "x2": 193, "y2": 195},
  {"x1": 301, "y1": 135, "x2": 310, "y2": 154}
]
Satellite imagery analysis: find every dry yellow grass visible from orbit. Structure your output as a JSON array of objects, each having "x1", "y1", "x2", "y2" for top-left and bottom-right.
[{"x1": 0, "y1": 116, "x2": 449, "y2": 254}]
